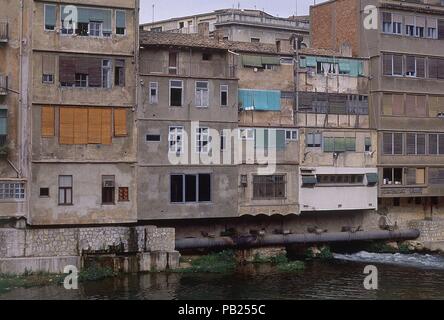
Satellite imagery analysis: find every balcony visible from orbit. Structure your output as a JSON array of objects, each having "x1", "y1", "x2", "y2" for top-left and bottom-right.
[
  {"x1": 0, "y1": 21, "x2": 8, "y2": 43},
  {"x1": 0, "y1": 75, "x2": 8, "y2": 95},
  {"x1": 216, "y1": 13, "x2": 309, "y2": 31},
  {"x1": 140, "y1": 59, "x2": 237, "y2": 79}
]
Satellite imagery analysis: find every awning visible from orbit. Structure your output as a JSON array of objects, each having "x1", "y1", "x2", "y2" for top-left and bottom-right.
[
  {"x1": 242, "y1": 55, "x2": 263, "y2": 68},
  {"x1": 261, "y1": 56, "x2": 280, "y2": 65},
  {"x1": 366, "y1": 173, "x2": 378, "y2": 185}
]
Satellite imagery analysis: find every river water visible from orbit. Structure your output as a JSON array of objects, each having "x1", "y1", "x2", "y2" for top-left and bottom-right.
[{"x1": 1, "y1": 252, "x2": 444, "y2": 300}]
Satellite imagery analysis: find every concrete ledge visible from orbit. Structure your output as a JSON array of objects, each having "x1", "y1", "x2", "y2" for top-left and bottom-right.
[{"x1": 0, "y1": 256, "x2": 80, "y2": 275}]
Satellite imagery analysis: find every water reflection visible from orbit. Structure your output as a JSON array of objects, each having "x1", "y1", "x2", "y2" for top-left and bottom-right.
[{"x1": 2, "y1": 259, "x2": 444, "y2": 300}]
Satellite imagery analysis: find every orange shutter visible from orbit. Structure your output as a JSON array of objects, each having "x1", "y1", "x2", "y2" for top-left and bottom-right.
[
  {"x1": 88, "y1": 108, "x2": 102, "y2": 144},
  {"x1": 114, "y1": 109, "x2": 128, "y2": 137},
  {"x1": 73, "y1": 108, "x2": 88, "y2": 144},
  {"x1": 41, "y1": 106, "x2": 55, "y2": 137},
  {"x1": 59, "y1": 108, "x2": 74, "y2": 144},
  {"x1": 101, "y1": 108, "x2": 112, "y2": 145}
]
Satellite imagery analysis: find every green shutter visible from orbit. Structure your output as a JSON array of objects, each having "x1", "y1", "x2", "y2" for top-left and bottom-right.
[
  {"x1": 323, "y1": 137, "x2": 334, "y2": 152},
  {"x1": 346, "y1": 137, "x2": 356, "y2": 151},
  {"x1": 242, "y1": 55, "x2": 263, "y2": 67},
  {"x1": 261, "y1": 56, "x2": 280, "y2": 65}
]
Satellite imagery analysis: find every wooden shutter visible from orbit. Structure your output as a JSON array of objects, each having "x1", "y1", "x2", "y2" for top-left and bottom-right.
[
  {"x1": 59, "y1": 57, "x2": 76, "y2": 86},
  {"x1": 59, "y1": 108, "x2": 74, "y2": 144},
  {"x1": 42, "y1": 55, "x2": 55, "y2": 75},
  {"x1": 88, "y1": 108, "x2": 102, "y2": 144},
  {"x1": 382, "y1": 94, "x2": 393, "y2": 115},
  {"x1": 41, "y1": 106, "x2": 55, "y2": 137},
  {"x1": 101, "y1": 108, "x2": 112, "y2": 145},
  {"x1": 416, "y1": 168, "x2": 425, "y2": 185},
  {"x1": 114, "y1": 109, "x2": 127, "y2": 137},
  {"x1": 73, "y1": 108, "x2": 88, "y2": 144}
]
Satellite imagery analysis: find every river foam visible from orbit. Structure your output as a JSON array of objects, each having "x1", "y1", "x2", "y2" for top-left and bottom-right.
[{"x1": 334, "y1": 251, "x2": 444, "y2": 270}]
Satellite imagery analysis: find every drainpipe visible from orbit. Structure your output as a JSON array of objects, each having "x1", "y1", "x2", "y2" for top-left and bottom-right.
[{"x1": 176, "y1": 229, "x2": 421, "y2": 250}]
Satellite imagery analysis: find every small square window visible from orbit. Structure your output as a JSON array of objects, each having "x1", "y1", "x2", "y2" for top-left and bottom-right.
[
  {"x1": 203, "y1": 53, "x2": 212, "y2": 61},
  {"x1": 42, "y1": 74, "x2": 54, "y2": 84},
  {"x1": 40, "y1": 188, "x2": 50, "y2": 197},
  {"x1": 146, "y1": 134, "x2": 161, "y2": 142}
]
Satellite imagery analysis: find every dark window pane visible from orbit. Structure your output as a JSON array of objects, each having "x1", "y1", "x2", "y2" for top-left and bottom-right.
[
  {"x1": 170, "y1": 175, "x2": 183, "y2": 203},
  {"x1": 171, "y1": 88, "x2": 182, "y2": 106},
  {"x1": 185, "y1": 175, "x2": 197, "y2": 202},
  {"x1": 198, "y1": 174, "x2": 211, "y2": 202}
]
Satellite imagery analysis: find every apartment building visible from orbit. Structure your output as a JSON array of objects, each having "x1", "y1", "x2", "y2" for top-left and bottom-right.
[
  {"x1": 296, "y1": 48, "x2": 378, "y2": 212},
  {"x1": 141, "y1": 9, "x2": 310, "y2": 46},
  {"x1": 311, "y1": 0, "x2": 444, "y2": 223},
  {"x1": 0, "y1": 0, "x2": 140, "y2": 226},
  {"x1": 137, "y1": 31, "x2": 239, "y2": 221},
  {"x1": 235, "y1": 39, "x2": 300, "y2": 216}
]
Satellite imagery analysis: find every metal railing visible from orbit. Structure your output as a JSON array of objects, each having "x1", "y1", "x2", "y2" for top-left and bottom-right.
[
  {"x1": 0, "y1": 21, "x2": 8, "y2": 42},
  {"x1": 140, "y1": 59, "x2": 237, "y2": 78},
  {"x1": 216, "y1": 13, "x2": 309, "y2": 30},
  {"x1": 0, "y1": 75, "x2": 8, "y2": 95}
]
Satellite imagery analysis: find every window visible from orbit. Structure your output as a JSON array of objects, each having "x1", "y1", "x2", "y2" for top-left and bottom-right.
[
  {"x1": 382, "y1": 12, "x2": 392, "y2": 33},
  {"x1": 202, "y1": 53, "x2": 212, "y2": 61},
  {"x1": 118, "y1": 187, "x2": 129, "y2": 202},
  {"x1": 239, "y1": 128, "x2": 255, "y2": 141},
  {"x1": 102, "y1": 59, "x2": 112, "y2": 89},
  {"x1": 102, "y1": 175, "x2": 115, "y2": 205},
  {"x1": 195, "y1": 81, "x2": 209, "y2": 108},
  {"x1": 114, "y1": 59, "x2": 125, "y2": 87},
  {"x1": 383, "y1": 133, "x2": 403, "y2": 155},
  {"x1": 415, "y1": 17, "x2": 425, "y2": 38},
  {"x1": 44, "y1": 4, "x2": 56, "y2": 31},
  {"x1": 146, "y1": 134, "x2": 161, "y2": 142},
  {"x1": 170, "y1": 80, "x2": 183, "y2": 107},
  {"x1": 0, "y1": 182, "x2": 25, "y2": 201},
  {"x1": 428, "y1": 58, "x2": 444, "y2": 79},
  {"x1": 41, "y1": 106, "x2": 55, "y2": 137},
  {"x1": 168, "y1": 52, "x2": 178, "y2": 75},
  {"x1": 116, "y1": 10, "x2": 126, "y2": 35},
  {"x1": 427, "y1": 17, "x2": 438, "y2": 39},
  {"x1": 383, "y1": 54, "x2": 403, "y2": 76},
  {"x1": 406, "y1": 56, "x2": 425, "y2": 78},
  {"x1": 43, "y1": 74, "x2": 54, "y2": 84},
  {"x1": 61, "y1": 6, "x2": 112, "y2": 37},
  {"x1": 428, "y1": 134, "x2": 444, "y2": 155},
  {"x1": 383, "y1": 168, "x2": 403, "y2": 185},
  {"x1": 149, "y1": 82, "x2": 158, "y2": 104},
  {"x1": 40, "y1": 188, "x2": 50, "y2": 197},
  {"x1": 317, "y1": 175, "x2": 364, "y2": 185},
  {"x1": 286, "y1": 130, "x2": 298, "y2": 141},
  {"x1": 405, "y1": 168, "x2": 425, "y2": 185},
  {"x1": 306, "y1": 132, "x2": 321, "y2": 148},
  {"x1": 169, "y1": 126, "x2": 183, "y2": 153},
  {"x1": 365, "y1": 137, "x2": 372, "y2": 152},
  {"x1": 170, "y1": 174, "x2": 211, "y2": 203},
  {"x1": 113, "y1": 109, "x2": 127, "y2": 137},
  {"x1": 406, "y1": 133, "x2": 426, "y2": 155},
  {"x1": 323, "y1": 137, "x2": 356, "y2": 152},
  {"x1": 151, "y1": 27, "x2": 162, "y2": 32},
  {"x1": 196, "y1": 127, "x2": 210, "y2": 154},
  {"x1": 317, "y1": 62, "x2": 339, "y2": 75},
  {"x1": 405, "y1": 16, "x2": 415, "y2": 36},
  {"x1": 58, "y1": 175, "x2": 72, "y2": 205},
  {"x1": 75, "y1": 73, "x2": 88, "y2": 87},
  {"x1": 251, "y1": 38, "x2": 260, "y2": 43},
  {"x1": 220, "y1": 85, "x2": 228, "y2": 107},
  {"x1": 89, "y1": 21, "x2": 103, "y2": 37},
  {"x1": 253, "y1": 175, "x2": 286, "y2": 199},
  {"x1": 0, "y1": 109, "x2": 7, "y2": 146},
  {"x1": 220, "y1": 130, "x2": 227, "y2": 151}
]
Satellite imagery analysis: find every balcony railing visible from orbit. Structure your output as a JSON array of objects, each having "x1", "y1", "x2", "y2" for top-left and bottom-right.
[
  {"x1": 0, "y1": 21, "x2": 8, "y2": 43},
  {"x1": 216, "y1": 13, "x2": 310, "y2": 31},
  {"x1": 140, "y1": 59, "x2": 237, "y2": 78},
  {"x1": 0, "y1": 75, "x2": 8, "y2": 95}
]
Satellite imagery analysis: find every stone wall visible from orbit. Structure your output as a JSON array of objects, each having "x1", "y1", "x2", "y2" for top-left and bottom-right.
[
  {"x1": 408, "y1": 219, "x2": 444, "y2": 243},
  {"x1": 0, "y1": 225, "x2": 176, "y2": 258}
]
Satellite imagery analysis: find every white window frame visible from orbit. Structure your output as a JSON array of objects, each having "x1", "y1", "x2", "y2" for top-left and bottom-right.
[
  {"x1": 169, "y1": 80, "x2": 183, "y2": 107},
  {"x1": 195, "y1": 127, "x2": 210, "y2": 154},
  {"x1": 42, "y1": 74, "x2": 54, "y2": 84},
  {"x1": 149, "y1": 82, "x2": 159, "y2": 104},
  {"x1": 285, "y1": 129, "x2": 298, "y2": 141},
  {"x1": 168, "y1": 126, "x2": 183, "y2": 154},
  {"x1": 195, "y1": 81, "x2": 209, "y2": 108},
  {"x1": 239, "y1": 128, "x2": 255, "y2": 141},
  {"x1": 89, "y1": 21, "x2": 103, "y2": 37},
  {"x1": 0, "y1": 182, "x2": 25, "y2": 201},
  {"x1": 44, "y1": 4, "x2": 57, "y2": 32},
  {"x1": 220, "y1": 84, "x2": 229, "y2": 107},
  {"x1": 101, "y1": 59, "x2": 112, "y2": 89}
]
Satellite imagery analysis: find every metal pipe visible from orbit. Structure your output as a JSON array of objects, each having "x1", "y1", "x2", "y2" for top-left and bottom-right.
[{"x1": 175, "y1": 229, "x2": 420, "y2": 250}]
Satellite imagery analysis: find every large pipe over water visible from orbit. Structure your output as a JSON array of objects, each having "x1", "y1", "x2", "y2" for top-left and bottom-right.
[{"x1": 175, "y1": 229, "x2": 420, "y2": 250}]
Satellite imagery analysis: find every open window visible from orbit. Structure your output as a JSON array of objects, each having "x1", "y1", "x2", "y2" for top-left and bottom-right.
[{"x1": 102, "y1": 175, "x2": 115, "y2": 205}]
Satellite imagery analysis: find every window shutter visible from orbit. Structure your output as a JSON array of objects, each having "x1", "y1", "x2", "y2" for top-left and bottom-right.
[
  {"x1": 42, "y1": 55, "x2": 55, "y2": 75},
  {"x1": 393, "y1": 55, "x2": 403, "y2": 75},
  {"x1": 383, "y1": 54, "x2": 393, "y2": 75},
  {"x1": 334, "y1": 137, "x2": 346, "y2": 152},
  {"x1": 438, "y1": 59, "x2": 444, "y2": 79},
  {"x1": 345, "y1": 137, "x2": 356, "y2": 151},
  {"x1": 428, "y1": 58, "x2": 438, "y2": 79},
  {"x1": 59, "y1": 108, "x2": 74, "y2": 144},
  {"x1": 383, "y1": 133, "x2": 393, "y2": 154},
  {"x1": 382, "y1": 94, "x2": 393, "y2": 115},
  {"x1": 416, "y1": 95, "x2": 426, "y2": 117},
  {"x1": 41, "y1": 106, "x2": 55, "y2": 137},
  {"x1": 439, "y1": 134, "x2": 444, "y2": 155},
  {"x1": 416, "y1": 57, "x2": 425, "y2": 78},
  {"x1": 416, "y1": 168, "x2": 425, "y2": 185},
  {"x1": 406, "y1": 168, "x2": 416, "y2": 185},
  {"x1": 73, "y1": 108, "x2": 88, "y2": 144},
  {"x1": 276, "y1": 130, "x2": 286, "y2": 150},
  {"x1": 416, "y1": 17, "x2": 426, "y2": 28},
  {"x1": 88, "y1": 58, "x2": 102, "y2": 87},
  {"x1": 306, "y1": 133, "x2": 314, "y2": 146},
  {"x1": 382, "y1": 12, "x2": 392, "y2": 23},
  {"x1": 406, "y1": 95, "x2": 416, "y2": 116},
  {"x1": 407, "y1": 133, "x2": 416, "y2": 155},
  {"x1": 323, "y1": 137, "x2": 334, "y2": 152},
  {"x1": 114, "y1": 109, "x2": 127, "y2": 137},
  {"x1": 394, "y1": 133, "x2": 403, "y2": 155},
  {"x1": 101, "y1": 108, "x2": 112, "y2": 145},
  {"x1": 438, "y1": 19, "x2": 444, "y2": 40},
  {"x1": 88, "y1": 108, "x2": 102, "y2": 144},
  {"x1": 59, "y1": 57, "x2": 76, "y2": 85},
  {"x1": 429, "y1": 134, "x2": 438, "y2": 155},
  {"x1": 392, "y1": 94, "x2": 404, "y2": 115},
  {"x1": 406, "y1": 56, "x2": 415, "y2": 74},
  {"x1": 417, "y1": 134, "x2": 426, "y2": 155}
]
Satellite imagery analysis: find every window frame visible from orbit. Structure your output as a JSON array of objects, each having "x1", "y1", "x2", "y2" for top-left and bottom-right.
[
  {"x1": 58, "y1": 175, "x2": 73, "y2": 206},
  {"x1": 0, "y1": 182, "x2": 25, "y2": 202},
  {"x1": 195, "y1": 81, "x2": 209, "y2": 108},
  {"x1": 149, "y1": 82, "x2": 159, "y2": 105},
  {"x1": 252, "y1": 175, "x2": 286, "y2": 200},
  {"x1": 115, "y1": 10, "x2": 127, "y2": 36},
  {"x1": 101, "y1": 175, "x2": 116, "y2": 205},
  {"x1": 168, "y1": 126, "x2": 184, "y2": 154},
  {"x1": 195, "y1": 127, "x2": 210, "y2": 154},
  {"x1": 220, "y1": 84, "x2": 229, "y2": 107},
  {"x1": 170, "y1": 173, "x2": 212, "y2": 204},
  {"x1": 44, "y1": 4, "x2": 57, "y2": 32},
  {"x1": 169, "y1": 80, "x2": 183, "y2": 107},
  {"x1": 239, "y1": 128, "x2": 255, "y2": 141}
]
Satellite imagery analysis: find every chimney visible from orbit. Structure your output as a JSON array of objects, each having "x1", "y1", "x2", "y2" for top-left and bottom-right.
[{"x1": 197, "y1": 22, "x2": 210, "y2": 38}]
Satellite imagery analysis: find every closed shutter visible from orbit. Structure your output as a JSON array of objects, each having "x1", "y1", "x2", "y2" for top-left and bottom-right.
[
  {"x1": 416, "y1": 17, "x2": 426, "y2": 28},
  {"x1": 406, "y1": 133, "x2": 416, "y2": 155},
  {"x1": 59, "y1": 57, "x2": 76, "y2": 86},
  {"x1": 417, "y1": 134, "x2": 426, "y2": 155},
  {"x1": 416, "y1": 168, "x2": 425, "y2": 185},
  {"x1": 416, "y1": 96, "x2": 426, "y2": 117},
  {"x1": 406, "y1": 168, "x2": 416, "y2": 185},
  {"x1": 406, "y1": 95, "x2": 416, "y2": 116},
  {"x1": 42, "y1": 55, "x2": 55, "y2": 76},
  {"x1": 383, "y1": 133, "x2": 393, "y2": 154},
  {"x1": 393, "y1": 55, "x2": 403, "y2": 75},
  {"x1": 88, "y1": 108, "x2": 102, "y2": 144},
  {"x1": 101, "y1": 108, "x2": 112, "y2": 145},
  {"x1": 439, "y1": 59, "x2": 444, "y2": 79},
  {"x1": 416, "y1": 57, "x2": 425, "y2": 78},
  {"x1": 114, "y1": 109, "x2": 127, "y2": 137},
  {"x1": 88, "y1": 58, "x2": 102, "y2": 87},
  {"x1": 438, "y1": 19, "x2": 444, "y2": 40},
  {"x1": 382, "y1": 12, "x2": 392, "y2": 23},
  {"x1": 392, "y1": 94, "x2": 404, "y2": 115},
  {"x1": 382, "y1": 94, "x2": 393, "y2": 115},
  {"x1": 73, "y1": 108, "x2": 88, "y2": 144},
  {"x1": 439, "y1": 134, "x2": 444, "y2": 155},
  {"x1": 59, "y1": 108, "x2": 74, "y2": 144},
  {"x1": 429, "y1": 134, "x2": 438, "y2": 155},
  {"x1": 41, "y1": 106, "x2": 55, "y2": 137},
  {"x1": 383, "y1": 54, "x2": 392, "y2": 75},
  {"x1": 428, "y1": 58, "x2": 438, "y2": 79},
  {"x1": 394, "y1": 133, "x2": 403, "y2": 155}
]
